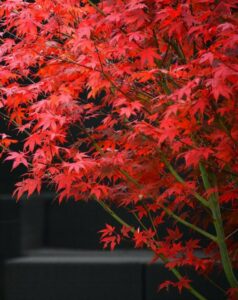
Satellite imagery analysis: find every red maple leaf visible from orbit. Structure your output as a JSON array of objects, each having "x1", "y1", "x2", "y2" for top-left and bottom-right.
[{"x1": 5, "y1": 151, "x2": 28, "y2": 170}]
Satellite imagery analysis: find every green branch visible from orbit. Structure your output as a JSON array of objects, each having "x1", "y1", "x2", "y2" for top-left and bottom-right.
[
  {"x1": 96, "y1": 199, "x2": 207, "y2": 300},
  {"x1": 160, "y1": 204, "x2": 217, "y2": 242},
  {"x1": 199, "y1": 163, "x2": 238, "y2": 288},
  {"x1": 160, "y1": 153, "x2": 210, "y2": 208},
  {"x1": 87, "y1": 0, "x2": 106, "y2": 16},
  {"x1": 164, "y1": 37, "x2": 187, "y2": 64}
]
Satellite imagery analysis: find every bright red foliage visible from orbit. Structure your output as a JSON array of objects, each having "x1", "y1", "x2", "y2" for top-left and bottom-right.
[{"x1": 0, "y1": 0, "x2": 238, "y2": 298}]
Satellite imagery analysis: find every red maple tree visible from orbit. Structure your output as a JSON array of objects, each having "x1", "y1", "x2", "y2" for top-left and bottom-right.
[{"x1": 0, "y1": 0, "x2": 238, "y2": 299}]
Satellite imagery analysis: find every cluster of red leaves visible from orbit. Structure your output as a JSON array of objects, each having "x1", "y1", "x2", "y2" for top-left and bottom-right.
[{"x1": 0, "y1": 0, "x2": 238, "y2": 298}]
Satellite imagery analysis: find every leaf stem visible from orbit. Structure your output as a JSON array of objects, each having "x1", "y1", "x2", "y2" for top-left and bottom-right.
[
  {"x1": 225, "y1": 227, "x2": 238, "y2": 241},
  {"x1": 143, "y1": 203, "x2": 160, "y2": 241},
  {"x1": 0, "y1": 111, "x2": 30, "y2": 136}
]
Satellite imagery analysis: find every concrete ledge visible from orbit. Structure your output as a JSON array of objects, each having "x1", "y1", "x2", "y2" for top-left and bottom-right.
[
  {"x1": 6, "y1": 249, "x2": 154, "y2": 264},
  {"x1": 5, "y1": 250, "x2": 144, "y2": 300},
  {"x1": 4, "y1": 249, "x2": 227, "y2": 300}
]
